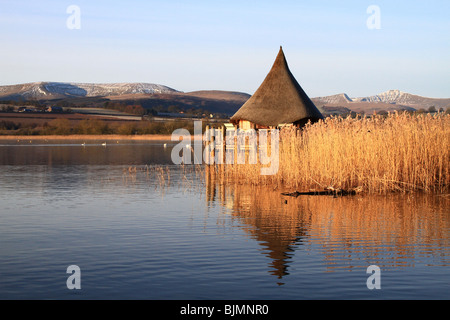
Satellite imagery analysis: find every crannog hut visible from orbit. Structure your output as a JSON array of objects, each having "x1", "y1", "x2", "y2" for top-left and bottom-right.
[{"x1": 230, "y1": 47, "x2": 323, "y2": 129}]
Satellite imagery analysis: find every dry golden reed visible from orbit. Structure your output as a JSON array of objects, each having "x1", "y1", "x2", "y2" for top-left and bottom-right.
[{"x1": 213, "y1": 112, "x2": 449, "y2": 194}]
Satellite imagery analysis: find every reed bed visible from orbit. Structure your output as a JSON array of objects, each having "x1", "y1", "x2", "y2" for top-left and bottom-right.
[{"x1": 212, "y1": 112, "x2": 449, "y2": 194}]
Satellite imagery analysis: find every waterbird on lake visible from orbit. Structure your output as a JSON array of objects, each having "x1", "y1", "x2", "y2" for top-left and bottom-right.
[{"x1": 102, "y1": 142, "x2": 106, "y2": 146}]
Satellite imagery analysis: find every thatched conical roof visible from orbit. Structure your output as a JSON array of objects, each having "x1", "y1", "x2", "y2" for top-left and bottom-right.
[{"x1": 231, "y1": 47, "x2": 323, "y2": 127}]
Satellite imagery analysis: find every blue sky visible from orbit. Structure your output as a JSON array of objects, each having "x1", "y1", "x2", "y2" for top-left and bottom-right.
[{"x1": 0, "y1": 0, "x2": 449, "y2": 97}]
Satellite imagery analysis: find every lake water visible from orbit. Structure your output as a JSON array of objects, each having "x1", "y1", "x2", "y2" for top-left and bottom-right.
[{"x1": 0, "y1": 140, "x2": 449, "y2": 300}]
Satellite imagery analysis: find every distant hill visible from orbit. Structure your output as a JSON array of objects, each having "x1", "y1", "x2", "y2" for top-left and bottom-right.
[
  {"x1": 1, "y1": 82, "x2": 448, "y2": 117},
  {"x1": 0, "y1": 82, "x2": 250, "y2": 117},
  {"x1": 185, "y1": 90, "x2": 251, "y2": 102},
  {"x1": 313, "y1": 93, "x2": 353, "y2": 105},
  {"x1": 0, "y1": 82, "x2": 178, "y2": 100},
  {"x1": 313, "y1": 89, "x2": 450, "y2": 115},
  {"x1": 107, "y1": 91, "x2": 250, "y2": 116},
  {"x1": 353, "y1": 89, "x2": 447, "y2": 107}
]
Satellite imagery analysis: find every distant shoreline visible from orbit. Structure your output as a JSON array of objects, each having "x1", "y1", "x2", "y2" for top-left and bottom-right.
[
  {"x1": 0, "y1": 134, "x2": 177, "y2": 141},
  {"x1": 0, "y1": 134, "x2": 205, "y2": 141}
]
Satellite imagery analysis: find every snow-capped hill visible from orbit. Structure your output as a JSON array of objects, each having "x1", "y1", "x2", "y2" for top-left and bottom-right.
[
  {"x1": 354, "y1": 90, "x2": 409, "y2": 103},
  {"x1": 313, "y1": 93, "x2": 353, "y2": 104},
  {"x1": 351, "y1": 90, "x2": 450, "y2": 108},
  {"x1": 68, "y1": 82, "x2": 179, "y2": 96},
  {"x1": 0, "y1": 82, "x2": 179, "y2": 100},
  {"x1": 23, "y1": 82, "x2": 51, "y2": 98},
  {"x1": 41, "y1": 82, "x2": 87, "y2": 97},
  {"x1": 44, "y1": 82, "x2": 179, "y2": 97},
  {"x1": 312, "y1": 90, "x2": 450, "y2": 114}
]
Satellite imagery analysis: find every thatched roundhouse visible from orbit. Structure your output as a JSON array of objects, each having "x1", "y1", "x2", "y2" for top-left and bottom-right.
[{"x1": 230, "y1": 47, "x2": 323, "y2": 129}]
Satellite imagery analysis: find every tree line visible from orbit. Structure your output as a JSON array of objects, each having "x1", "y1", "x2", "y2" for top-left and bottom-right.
[{"x1": 0, "y1": 118, "x2": 210, "y2": 136}]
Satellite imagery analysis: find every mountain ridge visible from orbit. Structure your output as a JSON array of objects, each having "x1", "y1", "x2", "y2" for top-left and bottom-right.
[
  {"x1": 0, "y1": 82, "x2": 179, "y2": 100},
  {"x1": 0, "y1": 82, "x2": 448, "y2": 116},
  {"x1": 313, "y1": 89, "x2": 450, "y2": 114}
]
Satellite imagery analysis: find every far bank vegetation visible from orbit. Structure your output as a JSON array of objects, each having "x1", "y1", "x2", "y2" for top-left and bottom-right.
[{"x1": 0, "y1": 118, "x2": 204, "y2": 136}]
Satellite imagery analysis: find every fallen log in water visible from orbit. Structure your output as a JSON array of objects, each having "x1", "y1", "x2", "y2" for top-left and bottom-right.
[{"x1": 281, "y1": 186, "x2": 363, "y2": 197}]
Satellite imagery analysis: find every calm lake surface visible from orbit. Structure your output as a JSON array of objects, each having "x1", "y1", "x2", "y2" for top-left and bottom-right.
[{"x1": 0, "y1": 140, "x2": 449, "y2": 300}]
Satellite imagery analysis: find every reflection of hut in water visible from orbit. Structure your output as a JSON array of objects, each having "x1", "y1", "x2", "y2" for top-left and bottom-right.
[
  {"x1": 205, "y1": 174, "x2": 309, "y2": 282},
  {"x1": 205, "y1": 176, "x2": 450, "y2": 279},
  {"x1": 230, "y1": 46, "x2": 323, "y2": 130},
  {"x1": 229, "y1": 191, "x2": 307, "y2": 281}
]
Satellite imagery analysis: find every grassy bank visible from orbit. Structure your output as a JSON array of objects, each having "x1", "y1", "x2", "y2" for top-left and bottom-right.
[{"x1": 212, "y1": 112, "x2": 449, "y2": 194}]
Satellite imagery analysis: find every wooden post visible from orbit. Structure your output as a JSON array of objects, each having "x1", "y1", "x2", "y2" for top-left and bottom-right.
[
  {"x1": 217, "y1": 126, "x2": 225, "y2": 165},
  {"x1": 211, "y1": 128, "x2": 216, "y2": 166},
  {"x1": 205, "y1": 125, "x2": 211, "y2": 165}
]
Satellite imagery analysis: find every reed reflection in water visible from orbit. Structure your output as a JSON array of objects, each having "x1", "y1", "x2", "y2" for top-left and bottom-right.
[{"x1": 205, "y1": 171, "x2": 449, "y2": 282}]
